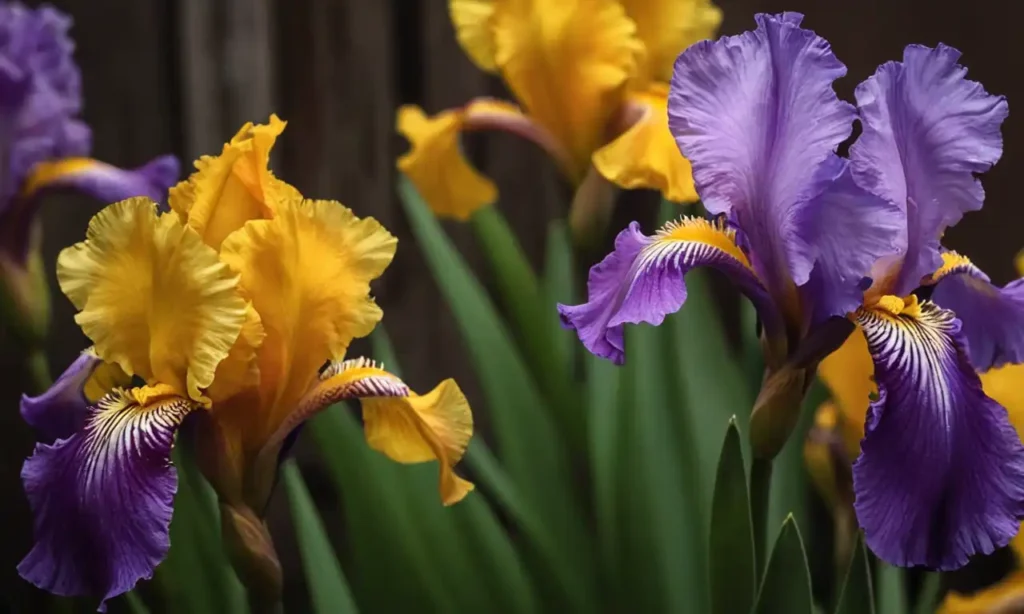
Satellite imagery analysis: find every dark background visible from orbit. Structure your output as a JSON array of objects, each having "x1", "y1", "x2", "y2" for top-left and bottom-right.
[{"x1": 2, "y1": 0, "x2": 1021, "y2": 610}]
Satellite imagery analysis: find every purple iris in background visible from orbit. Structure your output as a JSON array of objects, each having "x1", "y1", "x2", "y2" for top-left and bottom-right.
[
  {"x1": 0, "y1": 2, "x2": 177, "y2": 269},
  {"x1": 558, "y1": 12, "x2": 1024, "y2": 570}
]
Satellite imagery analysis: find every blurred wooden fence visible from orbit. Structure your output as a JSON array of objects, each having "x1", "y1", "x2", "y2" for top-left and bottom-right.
[{"x1": 5, "y1": 0, "x2": 1022, "y2": 608}]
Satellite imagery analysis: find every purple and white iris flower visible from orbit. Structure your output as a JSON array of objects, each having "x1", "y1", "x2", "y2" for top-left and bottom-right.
[
  {"x1": 0, "y1": 2, "x2": 177, "y2": 267},
  {"x1": 558, "y1": 12, "x2": 1024, "y2": 570}
]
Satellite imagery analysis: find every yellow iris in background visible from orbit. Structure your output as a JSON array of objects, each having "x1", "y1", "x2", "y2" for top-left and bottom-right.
[
  {"x1": 59, "y1": 116, "x2": 475, "y2": 509},
  {"x1": 396, "y1": 0, "x2": 721, "y2": 221}
]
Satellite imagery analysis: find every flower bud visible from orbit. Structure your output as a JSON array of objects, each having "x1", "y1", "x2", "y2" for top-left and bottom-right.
[
  {"x1": 749, "y1": 364, "x2": 808, "y2": 459},
  {"x1": 221, "y1": 502, "x2": 283, "y2": 606}
]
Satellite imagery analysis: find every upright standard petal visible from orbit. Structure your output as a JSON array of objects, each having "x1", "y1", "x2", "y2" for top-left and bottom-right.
[
  {"x1": 449, "y1": 0, "x2": 498, "y2": 72},
  {"x1": 219, "y1": 198, "x2": 396, "y2": 444},
  {"x1": 274, "y1": 358, "x2": 474, "y2": 505},
  {"x1": 21, "y1": 155, "x2": 180, "y2": 204},
  {"x1": 852, "y1": 295, "x2": 1024, "y2": 569},
  {"x1": 21, "y1": 349, "x2": 129, "y2": 443},
  {"x1": 56, "y1": 198, "x2": 248, "y2": 402},
  {"x1": 492, "y1": 0, "x2": 642, "y2": 178},
  {"x1": 669, "y1": 13, "x2": 856, "y2": 303},
  {"x1": 19, "y1": 387, "x2": 197, "y2": 609},
  {"x1": 927, "y1": 252, "x2": 1024, "y2": 371},
  {"x1": 169, "y1": 115, "x2": 293, "y2": 249},
  {"x1": 592, "y1": 83, "x2": 698, "y2": 203},
  {"x1": 557, "y1": 216, "x2": 780, "y2": 364},
  {"x1": 618, "y1": 0, "x2": 722, "y2": 82},
  {"x1": 802, "y1": 156, "x2": 905, "y2": 321},
  {"x1": 851, "y1": 44, "x2": 1008, "y2": 296}
]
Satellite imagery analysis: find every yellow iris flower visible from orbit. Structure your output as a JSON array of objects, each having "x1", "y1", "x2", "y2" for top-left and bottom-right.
[
  {"x1": 58, "y1": 115, "x2": 474, "y2": 509},
  {"x1": 396, "y1": 0, "x2": 721, "y2": 220},
  {"x1": 808, "y1": 253, "x2": 1024, "y2": 612}
]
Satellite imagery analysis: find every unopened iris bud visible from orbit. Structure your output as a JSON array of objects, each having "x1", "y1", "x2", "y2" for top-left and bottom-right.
[
  {"x1": 749, "y1": 364, "x2": 809, "y2": 459},
  {"x1": 0, "y1": 228, "x2": 50, "y2": 348},
  {"x1": 221, "y1": 503, "x2": 283, "y2": 607}
]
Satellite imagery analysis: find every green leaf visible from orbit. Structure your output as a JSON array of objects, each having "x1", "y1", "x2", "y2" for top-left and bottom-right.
[
  {"x1": 397, "y1": 176, "x2": 593, "y2": 604},
  {"x1": 123, "y1": 592, "x2": 151, "y2": 614},
  {"x1": 709, "y1": 418, "x2": 757, "y2": 614},
  {"x1": 754, "y1": 516, "x2": 814, "y2": 614},
  {"x1": 875, "y1": 561, "x2": 909, "y2": 614},
  {"x1": 835, "y1": 538, "x2": 875, "y2": 614},
  {"x1": 912, "y1": 573, "x2": 942, "y2": 614},
  {"x1": 542, "y1": 219, "x2": 576, "y2": 366},
  {"x1": 281, "y1": 460, "x2": 359, "y2": 614}
]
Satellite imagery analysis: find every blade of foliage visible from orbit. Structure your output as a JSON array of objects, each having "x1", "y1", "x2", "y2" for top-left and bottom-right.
[
  {"x1": 281, "y1": 460, "x2": 359, "y2": 614},
  {"x1": 471, "y1": 206, "x2": 582, "y2": 447},
  {"x1": 371, "y1": 328, "x2": 538, "y2": 613},
  {"x1": 120, "y1": 592, "x2": 150, "y2": 614},
  {"x1": 542, "y1": 219, "x2": 576, "y2": 374},
  {"x1": 754, "y1": 516, "x2": 815, "y2": 614},
  {"x1": 398, "y1": 176, "x2": 593, "y2": 602},
  {"x1": 617, "y1": 322, "x2": 706, "y2": 612},
  {"x1": 710, "y1": 418, "x2": 757, "y2": 614},
  {"x1": 587, "y1": 350, "x2": 623, "y2": 583},
  {"x1": 835, "y1": 537, "x2": 875, "y2": 614},
  {"x1": 659, "y1": 198, "x2": 754, "y2": 531},
  {"x1": 875, "y1": 561, "x2": 909, "y2": 614},
  {"x1": 912, "y1": 573, "x2": 941, "y2": 614}
]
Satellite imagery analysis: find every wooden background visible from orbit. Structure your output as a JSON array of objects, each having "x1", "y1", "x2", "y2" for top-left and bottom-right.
[{"x1": 2, "y1": 0, "x2": 1021, "y2": 609}]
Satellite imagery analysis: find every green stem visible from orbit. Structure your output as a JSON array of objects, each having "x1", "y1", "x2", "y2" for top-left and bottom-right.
[
  {"x1": 25, "y1": 349, "x2": 52, "y2": 394},
  {"x1": 750, "y1": 457, "x2": 773, "y2": 584}
]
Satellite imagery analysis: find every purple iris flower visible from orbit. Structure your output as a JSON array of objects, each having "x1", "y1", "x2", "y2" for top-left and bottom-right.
[
  {"x1": 558, "y1": 12, "x2": 1024, "y2": 570},
  {"x1": 0, "y1": 2, "x2": 178, "y2": 265}
]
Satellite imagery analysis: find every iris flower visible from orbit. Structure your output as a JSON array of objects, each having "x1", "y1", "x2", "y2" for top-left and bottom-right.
[
  {"x1": 18, "y1": 117, "x2": 474, "y2": 609},
  {"x1": 559, "y1": 12, "x2": 1024, "y2": 570},
  {"x1": 396, "y1": 0, "x2": 721, "y2": 222},
  {"x1": 0, "y1": 3, "x2": 177, "y2": 324}
]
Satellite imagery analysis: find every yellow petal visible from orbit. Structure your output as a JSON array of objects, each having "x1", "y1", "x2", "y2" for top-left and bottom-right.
[
  {"x1": 492, "y1": 0, "x2": 642, "y2": 178},
  {"x1": 592, "y1": 83, "x2": 697, "y2": 203},
  {"x1": 450, "y1": 0, "x2": 497, "y2": 72},
  {"x1": 619, "y1": 0, "x2": 722, "y2": 83},
  {"x1": 817, "y1": 325, "x2": 875, "y2": 458},
  {"x1": 396, "y1": 104, "x2": 497, "y2": 220},
  {"x1": 939, "y1": 569, "x2": 1024, "y2": 613},
  {"x1": 219, "y1": 197, "x2": 396, "y2": 439},
  {"x1": 981, "y1": 364, "x2": 1024, "y2": 436},
  {"x1": 206, "y1": 303, "x2": 266, "y2": 403},
  {"x1": 57, "y1": 197, "x2": 248, "y2": 402},
  {"x1": 1016, "y1": 250, "x2": 1024, "y2": 278},
  {"x1": 804, "y1": 401, "x2": 843, "y2": 511},
  {"x1": 170, "y1": 115, "x2": 299, "y2": 249},
  {"x1": 363, "y1": 377, "x2": 475, "y2": 505}
]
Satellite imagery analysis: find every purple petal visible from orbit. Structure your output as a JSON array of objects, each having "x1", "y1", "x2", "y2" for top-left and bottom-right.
[
  {"x1": 557, "y1": 217, "x2": 779, "y2": 364},
  {"x1": 851, "y1": 44, "x2": 1008, "y2": 296},
  {"x1": 930, "y1": 256, "x2": 1024, "y2": 371},
  {"x1": 668, "y1": 12, "x2": 855, "y2": 300},
  {"x1": 802, "y1": 156, "x2": 905, "y2": 321},
  {"x1": 852, "y1": 299, "x2": 1024, "y2": 569},
  {"x1": 19, "y1": 389, "x2": 196, "y2": 610},
  {"x1": 20, "y1": 350, "x2": 128, "y2": 443},
  {"x1": 25, "y1": 155, "x2": 181, "y2": 205}
]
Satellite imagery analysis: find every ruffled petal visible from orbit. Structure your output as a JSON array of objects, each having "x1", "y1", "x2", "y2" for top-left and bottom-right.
[
  {"x1": 56, "y1": 198, "x2": 248, "y2": 402},
  {"x1": 852, "y1": 295, "x2": 1024, "y2": 569},
  {"x1": 218, "y1": 198, "x2": 396, "y2": 444},
  {"x1": 22, "y1": 155, "x2": 180, "y2": 205},
  {"x1": 557, "y1": 216, "x2": 780, "y2": 364},
  {"x1": 619, "y1": 0, "x2": 722, "y2": 82},
  {"x1": 449, "y1": 0, "x2": 497, "y2": 72},
  {"x1": 205, "y1": 304, "x2": 266, "y2": 403},
  {"x1": 492, "y1": 0, "x2": 642, "y2": 177},
  {"x1": 270, "y1": 358, "x2": 473, "y2": 505},
  {"x1": 169, "y1": 115, "x2": 294, "y2": 249},
  {"x1": 18, "y1": 387, "x2": 197, "y2": 609},
  {"x1": 396, "y1": 104, "x2": 497, "y2": 220},
  {"x1": 926, "y1": 252, "x2": 1024, "y2": 371},
  {"x1": 21, "y1": 349, "x2": 130, "y2": 443},
  {"x1": 802, "y1": 156, "x2": 905, "y2": 321},
  {"x1": 669, "y1": 13, "x2": 857, "y2": 304},
  {"x1": 938, "y1": 570, "x2": 1024, "y2": 614},
  {"x1": 592, "y1": 83, "x2": 697, "y2": 203},
  {"x1": 851, "y1": 44, "x2": 1008, "y2": 296}
]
